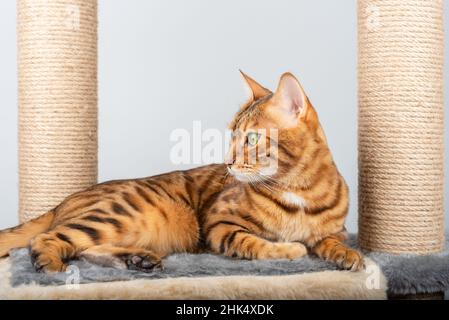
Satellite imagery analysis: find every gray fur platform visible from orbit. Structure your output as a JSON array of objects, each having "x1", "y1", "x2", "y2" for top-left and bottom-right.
[
  {"x1": 9, "y1": 249, "x2": 338, "y2": 287},
  {"x1": 8, "y1": 234, "x2": 449, "y2": 295},
  {"x1": 369, "y1": 244, "x2": 449, "y2": 295}
]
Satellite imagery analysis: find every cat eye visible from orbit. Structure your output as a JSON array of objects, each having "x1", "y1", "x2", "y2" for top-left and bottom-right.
[{"x1": 247, "y1": 132, "x2": 261, "y2": 146}]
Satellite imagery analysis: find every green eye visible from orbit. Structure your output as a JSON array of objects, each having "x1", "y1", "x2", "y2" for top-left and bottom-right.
[{"x1": 247, "y1": 132, "x2": 260, "y2": 146}]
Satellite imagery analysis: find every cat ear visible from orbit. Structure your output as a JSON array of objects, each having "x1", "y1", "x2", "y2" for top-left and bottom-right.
[
  {"x1": 274, "y1": 73, "x2": 307, "y2": 115},
  {"x1": 272, "y1": 72, "x2": 312, "y2": 127},
  {"x1": 239, "y1": 70, "x2": 272, "y2": 103}
]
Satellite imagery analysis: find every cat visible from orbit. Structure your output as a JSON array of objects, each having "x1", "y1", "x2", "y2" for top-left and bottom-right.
[{"x1": 0, "y1": 72, "x2": 363, "y2": 273}]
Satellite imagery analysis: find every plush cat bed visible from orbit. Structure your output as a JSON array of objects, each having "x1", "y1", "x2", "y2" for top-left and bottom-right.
[
  {"x1": 9, "y1": 248, "x2": 343, "y2": 286},
  {"x1": 1, "y1": 234, "x2": 448, "y2": 299},
  {"x1": 0, "y1": 256, "x2": 386, "y2": 300},
  {"x1": 0, "y1": 235, "x2": 387, "y2": 299}
]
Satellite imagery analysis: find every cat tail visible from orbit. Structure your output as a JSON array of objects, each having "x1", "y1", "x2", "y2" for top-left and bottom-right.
[{"x1": 0, "y1": 210, "x2": 55, "y2": 257}]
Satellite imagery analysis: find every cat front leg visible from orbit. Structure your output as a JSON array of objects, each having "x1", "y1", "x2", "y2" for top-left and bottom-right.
[
  {"x1": 206, "y1": 221, "x2": 307, "y2": 260},
  {"x1": 258, "y1": 241, "x2": 308, "y2": 260}
]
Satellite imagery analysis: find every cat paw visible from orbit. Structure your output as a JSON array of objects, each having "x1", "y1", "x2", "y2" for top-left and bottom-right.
[
  {"x1": 123, "y1": 253, "x2": 163, "y2": 273},
  {"x1": 31, "y1": 250, "x2": 66, "y2": 273},
  {"x1": 260, "y1": 242, "x2": 308, "y2": 260},
  {"x1": 332, "y1": 248, "x2": 364, "y2": 272}
]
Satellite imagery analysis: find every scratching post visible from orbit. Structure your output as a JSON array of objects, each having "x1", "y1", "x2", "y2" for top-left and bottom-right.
[
  {"x1": 358, "y1": 0, "x2": 445, "y2": 254},
  {"x1": 18, "y1": 0, "x2": 98, "y2": 222}
]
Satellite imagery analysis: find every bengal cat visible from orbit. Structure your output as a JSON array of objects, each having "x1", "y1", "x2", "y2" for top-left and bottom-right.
[{"x1": 0, "y1": 72, "x2": 363, "y2": 273}]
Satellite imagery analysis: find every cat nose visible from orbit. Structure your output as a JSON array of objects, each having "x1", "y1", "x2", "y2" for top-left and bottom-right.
[{"x1": 224, "y1": 154, "x2": 235, "y2": 166}]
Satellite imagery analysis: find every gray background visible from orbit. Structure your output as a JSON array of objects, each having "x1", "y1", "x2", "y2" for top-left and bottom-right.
[{"x1": 0, "y1": 0, "x2": 447, "y2": 233}]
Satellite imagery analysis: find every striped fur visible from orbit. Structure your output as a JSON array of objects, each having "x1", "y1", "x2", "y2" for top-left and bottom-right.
[{"x1": 0, "y1": 72, "x2": 363, "y2": 273}]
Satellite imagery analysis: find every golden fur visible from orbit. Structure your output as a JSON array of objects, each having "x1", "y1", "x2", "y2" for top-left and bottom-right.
[{"x1": 0, "y1": 72, "x2": 363, "y2": 273}]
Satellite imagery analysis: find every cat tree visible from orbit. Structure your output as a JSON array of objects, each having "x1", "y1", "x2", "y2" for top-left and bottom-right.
[
  {"x1": 11, "y1": 0, "x2": 447, "y2": 299},
  {"x1": 18, "y1": 0, "x2": 98, "y2": 222},
  {"x1": 358, "y1": 0, "x2": 445, "y2": 254}
]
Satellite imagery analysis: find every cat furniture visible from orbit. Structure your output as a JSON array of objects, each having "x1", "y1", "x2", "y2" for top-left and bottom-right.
[{"x1": 1, "y1": 0, "x2": 447, "y2": 299}]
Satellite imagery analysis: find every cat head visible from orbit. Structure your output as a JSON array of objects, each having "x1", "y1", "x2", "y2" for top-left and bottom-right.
[{"x1": 225, "y1": 71, "x2": 329, "y2": 186}]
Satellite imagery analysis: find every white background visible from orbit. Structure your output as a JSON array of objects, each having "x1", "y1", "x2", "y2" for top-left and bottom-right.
[{"x1": 0, "y1": 0, "x2": 448, "y2": 233}]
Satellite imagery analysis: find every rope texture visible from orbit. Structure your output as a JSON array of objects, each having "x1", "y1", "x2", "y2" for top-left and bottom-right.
[
  {"x1": 358, "y1": 0, "x2": 445, "y2": 254},
  {"x1": 18, "y1": 0, "x2": 98, "y2": 222}
]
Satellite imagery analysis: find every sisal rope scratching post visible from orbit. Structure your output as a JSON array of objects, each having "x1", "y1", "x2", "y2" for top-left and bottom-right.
[
  {"x1": 18, "y1": 0, "x2": 98, "y2": 222},
  {"x1": 358, "y1": 0, "x2": 445, "y2": 254}
]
